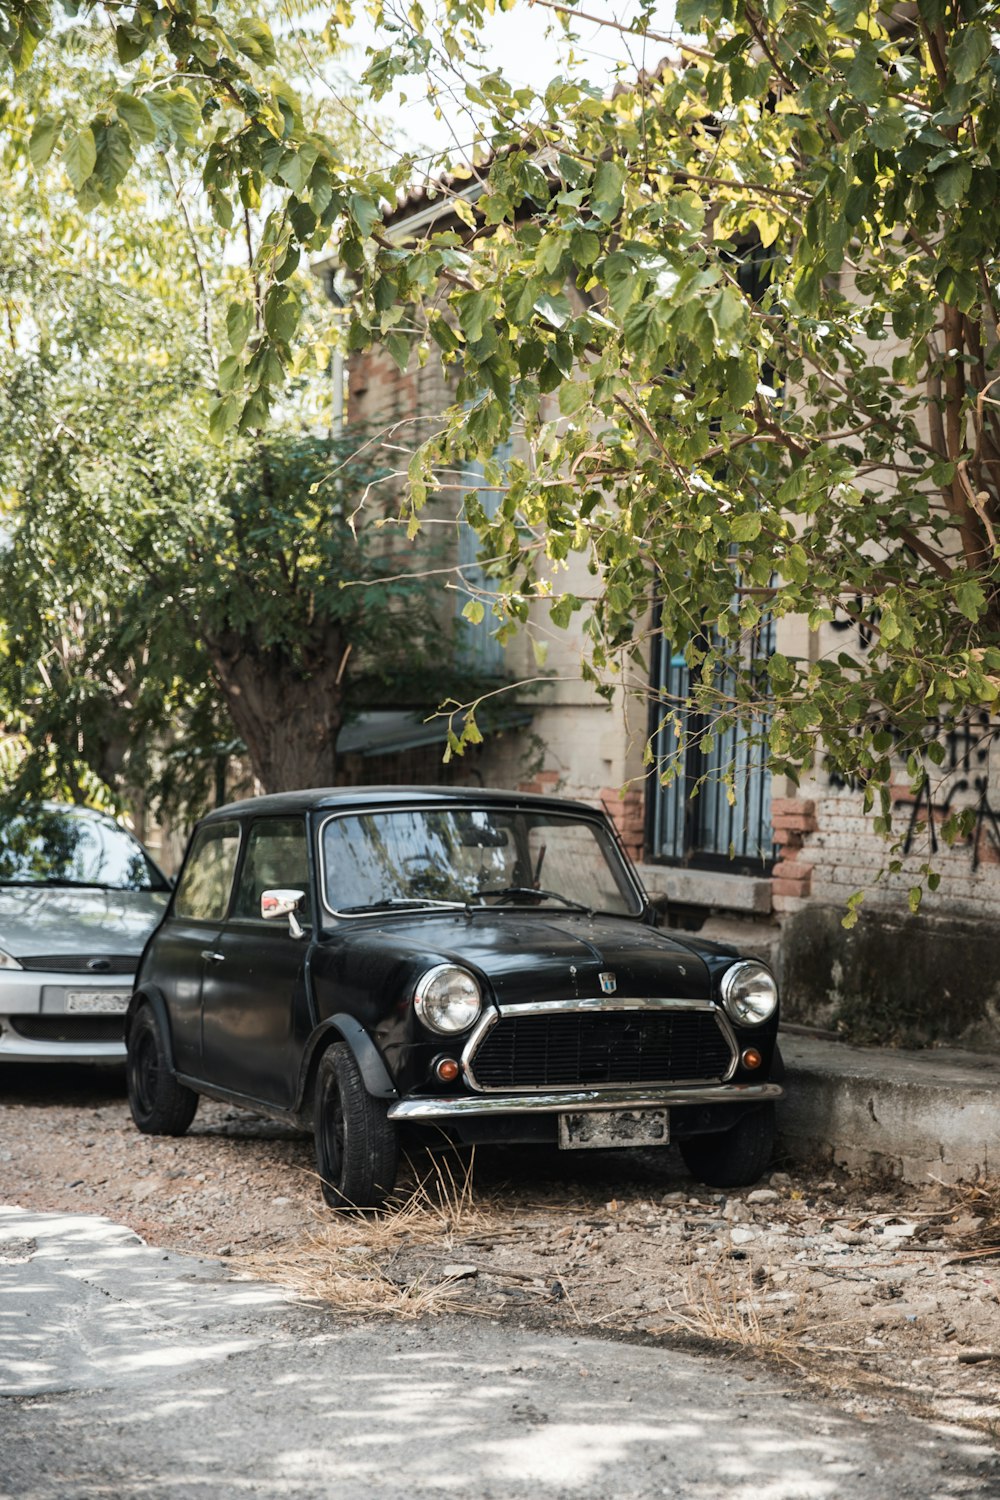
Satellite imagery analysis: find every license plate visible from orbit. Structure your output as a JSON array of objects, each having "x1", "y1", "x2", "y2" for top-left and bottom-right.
[
  {"x1": 558, "y1": 1108, "x2": 669, "y2": 1151},
  {"x1": 65, "y1": 990, "x2": 131, "y2": 1013}
]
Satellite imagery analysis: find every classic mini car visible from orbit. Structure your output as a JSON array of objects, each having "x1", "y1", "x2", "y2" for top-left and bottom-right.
[
  {"x1": 125, "y1": 788, "x2": 783, "y2": 1207},
  {"x1": 0, "y1": 802, "x2": 171, "y2": 1063}
]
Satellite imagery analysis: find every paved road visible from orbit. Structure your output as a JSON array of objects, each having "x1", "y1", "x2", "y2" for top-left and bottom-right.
[{"x1": 1, "y1": 1207, "x2": 997, "y2": 1500}]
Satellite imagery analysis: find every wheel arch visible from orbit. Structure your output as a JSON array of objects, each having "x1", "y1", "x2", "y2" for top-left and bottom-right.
[
  {"x1": 297, "y1": 1014, "x2": 397, "y2": 1124},
  {"x1": 125, "y1": 987, "x2": 176, "y2": 1069}
]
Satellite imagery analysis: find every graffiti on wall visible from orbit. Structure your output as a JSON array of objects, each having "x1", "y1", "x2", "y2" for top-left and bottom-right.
[
  {"x1": 825, "y1": 709, "x2": 1000, "y2": 869},
  {"x1": 896, "y1": 713, "x2": 1000, "y2": 870}
]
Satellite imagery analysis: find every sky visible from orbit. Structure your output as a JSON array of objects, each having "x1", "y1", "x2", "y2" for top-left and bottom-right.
[{"x1": 338, "y1": 1, "x2": 680, "y2": 165}]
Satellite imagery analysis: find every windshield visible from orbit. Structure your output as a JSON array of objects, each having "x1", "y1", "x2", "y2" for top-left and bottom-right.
[
  {"x1": 321, "y1": 807, "x2": 642, "y2": 916},
  {"x1": 0, "y1": 805, "x2": 168, "y2": 891}
]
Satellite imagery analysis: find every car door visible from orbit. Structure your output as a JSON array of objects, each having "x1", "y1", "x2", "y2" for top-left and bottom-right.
[
  {"x1": 199, "y1": 815, "x2": 313, "y2": 1107},
  {"x1": 157, "y1": 820, "x2": 242, "y2": 1077}
]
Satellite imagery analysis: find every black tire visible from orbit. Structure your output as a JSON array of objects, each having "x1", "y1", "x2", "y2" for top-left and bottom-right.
[
  {"x1": 314, "y1": 1043, "x2": 398, "y2": 1211},
  {"x1": 679, "y1": 1103, "x2": 775, "y2": 1189},
  {"x1": 126, "y1": 1005, "x2": 198, "y2": 1136}
]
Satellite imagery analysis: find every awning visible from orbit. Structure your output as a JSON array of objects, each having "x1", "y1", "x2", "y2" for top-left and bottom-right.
[{"x1": 336, "y1": 706, "x2": 533, "y2": 759}]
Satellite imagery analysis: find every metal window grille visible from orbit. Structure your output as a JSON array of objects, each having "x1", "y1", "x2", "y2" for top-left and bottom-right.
[
  {"x1": 456, "y1": 438, "x2": 512, "y2": 676},
  {"x1": 648, "y1": 614, "x2": 776, "y2": 872}
]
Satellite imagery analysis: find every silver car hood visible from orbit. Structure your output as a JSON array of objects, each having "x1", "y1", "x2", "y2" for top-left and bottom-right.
[{"x1": 0, "y1": 886, "x2": 169, "y2": 959}]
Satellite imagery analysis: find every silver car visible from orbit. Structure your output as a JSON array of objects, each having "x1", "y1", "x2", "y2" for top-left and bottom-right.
[{"x1": 0, "y1": 803, "x2": 170, "y2": 1063}]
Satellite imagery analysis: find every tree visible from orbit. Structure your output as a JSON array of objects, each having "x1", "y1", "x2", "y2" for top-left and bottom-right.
[
  {"x1": 5, "y1": 2, "x2": 1000, "y2": 881},
  {"x1": 351, "y1": 0, "x2": 1000, "y2": 897},
  {"x1": 0, "y1": 20, "x2": 471, "y2": 808}
]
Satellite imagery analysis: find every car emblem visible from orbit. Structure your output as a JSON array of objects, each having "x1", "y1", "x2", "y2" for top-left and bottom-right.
[
  {"x1": 599, "y1": 972, "x2": 617, "y2": 995},
  {"x1": 87, "y1": 958, "x2": 111, "y2": 973}
]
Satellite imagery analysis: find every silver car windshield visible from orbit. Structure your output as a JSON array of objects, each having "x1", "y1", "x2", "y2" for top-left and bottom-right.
[
  {"x1": 0, "y1": 806, "x2": 167, "y2": 891},
  {"x1": 321, "y1": 807, "x2": 642, "y2": 916}
]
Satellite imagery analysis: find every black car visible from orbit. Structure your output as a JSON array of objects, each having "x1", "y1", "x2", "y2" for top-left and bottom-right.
[{"x1": 125, "y1": 788, "x2": 783, "y2": 1208}]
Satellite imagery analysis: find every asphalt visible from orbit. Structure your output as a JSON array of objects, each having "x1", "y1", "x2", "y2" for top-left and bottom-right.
[
  {"x1": 2, "y1": 1207, "x2": 998, "y2": 1499},
  {"x1": 778, "y1": 1029, "x2": 1000, "y2": 1185}
]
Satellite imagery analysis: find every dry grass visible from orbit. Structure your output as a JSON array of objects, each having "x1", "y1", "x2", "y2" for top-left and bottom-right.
[
  {"x1": 646, "y1": 1258, "x2": 814, "y2": 1369},
  {"x1": 238, "y1": 1148, "x2": 510, "y2": 1319}
]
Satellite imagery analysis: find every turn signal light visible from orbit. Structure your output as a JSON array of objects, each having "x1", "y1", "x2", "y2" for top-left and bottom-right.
[
  {"x1": 741, "y1": 1048, "x2": 763, "y2": 1070},
  {"x1": 434, "y1": 1056, "x2": 460, "y2": 1082}
]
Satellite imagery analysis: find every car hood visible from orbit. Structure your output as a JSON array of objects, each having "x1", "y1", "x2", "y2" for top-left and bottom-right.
[
  {"x1": 341, "y1": 911, "x2": 724, "y2": 1005},
  {"x1": 0, "y1": 886, "x2": 169, "y2": 959}
]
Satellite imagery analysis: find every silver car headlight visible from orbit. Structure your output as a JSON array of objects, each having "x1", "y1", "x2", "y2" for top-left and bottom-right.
[
  {"x1": 0, "y1": 948, "x2": 22, "y2": 971},
  {"x1": 720, "y1": 961, "x2": 778, "y2": 1026},
  {"x1": 414, "y1": 964, "x2": 483, "y2": 1034}
]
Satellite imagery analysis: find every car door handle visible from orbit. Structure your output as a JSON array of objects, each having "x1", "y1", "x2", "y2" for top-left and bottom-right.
[{"x1": 200, "y1": 950, "x2": 225, "y2": 963}]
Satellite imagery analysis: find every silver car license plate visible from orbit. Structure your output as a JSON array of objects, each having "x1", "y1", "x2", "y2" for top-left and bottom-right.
[
  {"x1": 65, "y1": 990, "x2": 131, "y2": 1013},
  {"x1": 558, "y1": 1109, "x2": 669, "y2": 1150}
]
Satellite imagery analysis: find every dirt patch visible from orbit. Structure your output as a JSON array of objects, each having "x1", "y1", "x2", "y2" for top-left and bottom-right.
[{"x1": 2, "y1": 1063, "x2": 999, "y2": 1442}]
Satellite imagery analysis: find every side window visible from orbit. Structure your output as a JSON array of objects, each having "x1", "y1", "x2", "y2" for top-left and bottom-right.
[
  {"x1": 173, "y1": 822, "x2": 241, "y2": 922},
  {"x1": 232, "y1": 817, "x2": 311, "y2": 925}
]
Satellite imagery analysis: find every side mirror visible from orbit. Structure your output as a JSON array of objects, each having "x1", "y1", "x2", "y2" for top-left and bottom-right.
[{"x1": 261, "y1": 888, "x2": 306, "y2": 939}]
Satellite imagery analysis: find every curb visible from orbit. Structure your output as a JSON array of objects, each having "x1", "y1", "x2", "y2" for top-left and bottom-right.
[{"x1": 777, "y1": 1032, "x2": 1000, "y2": 1185}]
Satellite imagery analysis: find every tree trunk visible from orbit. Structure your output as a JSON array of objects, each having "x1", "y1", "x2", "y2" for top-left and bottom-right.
[{"x1": 203, "y1": 625, "x2": 348, "y2": 794}]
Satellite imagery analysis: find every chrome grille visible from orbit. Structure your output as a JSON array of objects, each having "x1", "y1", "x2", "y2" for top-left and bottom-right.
[{"x1": 466, "y1": 1004, "x2": 735, "y2": 1092}]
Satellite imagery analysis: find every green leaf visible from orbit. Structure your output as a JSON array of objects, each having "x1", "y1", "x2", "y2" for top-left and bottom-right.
[
  {"x1": 558, "y1": 381, "x2": 588, "y2": 417},
  {"x1": 226, "y1": 301, "x2": 255, "y2": 354},
  {"x1": 954, "y1": 580, "x2": 986, "y2": 622},
  {"x1": 114, "y1": 93, "x2": 157, "y2": 145},
  {"x1": 263, "y1": 285, "x2": 300, "y2": 345},
  {"x1": 847, "y1": 41, "x2": 882, "y2": 105},
  {"x1": 385, "y1": 331, "x2": 409, "y2": 371},
  {"x1": 208, "y1": 394, "x2": 240, "y2": 444},
  {"x1": 591, "y1": 159, "x2": 625, "y2": 219},
  {"x1": 933, "y1": 160, "x2": 972, "y2": 209},
  {"x1": 602, "y1": 251, "x2": 638, "y2": 316},
  {"x1": 950, "y1": 24, "x2": 991, "y2": 84},
  {"x1": 462, "y1": 599, "x2": 486, "y2": 625},
  {"x1": 29, "y1": 114, "x2": 61, "y2": 170},
  {"x1": 349, "y1": 192, "x2": 380, "y2": 237},
  {"x1": 534, "y1": 292, "x2": 572, "y2": 329},
  {"x1": 730, "y1": 512, "x2": 763, "y2": 542},
  {"x1": 93, "y1": 123, "x2": 134, "y2": 199},
  {"x1": 867, "y1": 111, "x2": 906, "y2": 150},
  {"x1": 115, "y1": 21, "x2": 150, "y2": 64},
  {"x1": 159, "y1": 89, "x2": 201, "y2": 147},
  {"x1": 232, "y1": 18, "x2": 277, "y2": 65},
  {"x1": 63, "y1": 127, "x2": 97, "y2": 192}
]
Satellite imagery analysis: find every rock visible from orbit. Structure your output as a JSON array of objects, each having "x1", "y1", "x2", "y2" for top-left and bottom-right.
[
  {"x1": 442, "y1": 1263, "x2": 478, "y2": 1281},
  {"x1": 833, "y1": 1225, "x2": 863, "y2": 1245},
  {"x1": 747, "y1": 1189, "x2": 779, "y2": 1204},
  {"x1": 730, "y1": 1227, "x2": 758, "y2": 1245},
  {"x1": 768, "y1": 1172, "x2": 792, "y2": 1188}
]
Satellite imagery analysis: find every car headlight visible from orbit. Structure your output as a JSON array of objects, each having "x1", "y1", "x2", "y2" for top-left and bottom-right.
[
  {"x1": 414, "y1": 964, "x2": 483, "y2": 1034},
  {"x1": 720, "y1": 961, "x2": 778, "y2": 1025},
  {"x1": 0, "y1": 948, "x2": 22, "y2": 971}
]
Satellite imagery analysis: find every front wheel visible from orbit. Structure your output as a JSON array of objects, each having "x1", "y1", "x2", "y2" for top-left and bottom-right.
[
  {"x1": 127, "y1": 1005, "x2": 198, "y2": 1136},
  {"x1": 313, "y1": 1043, "x2": 398, "y2": 1211},
  {"x1": 679, "y1": 1103, "x2": 775, "y2": 1189}
]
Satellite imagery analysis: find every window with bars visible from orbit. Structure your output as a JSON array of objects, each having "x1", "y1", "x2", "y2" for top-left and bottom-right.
[
  {"x1": 456, "y1": 437, "x2": 512, "y2": 676},
  {"x1": 647, "y1": 615, "x2": 776, "y2": 873}
]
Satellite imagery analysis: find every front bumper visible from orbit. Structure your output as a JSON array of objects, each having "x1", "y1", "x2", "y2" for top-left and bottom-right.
[
  {"x1": 387, "y1": 1080, "x2": 783, "y2": 1122},
  {"x1": 0, "y1": 970, "x2": 131, "y2": 1064}
]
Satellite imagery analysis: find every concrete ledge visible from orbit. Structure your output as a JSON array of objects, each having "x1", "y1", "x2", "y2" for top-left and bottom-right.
[
  {"x1": 635, "y1": 865, "x2": 772, "y2": 915},
  {"x1": 778, "y1": 1033, "x2": 1000, "y2": 1185}
]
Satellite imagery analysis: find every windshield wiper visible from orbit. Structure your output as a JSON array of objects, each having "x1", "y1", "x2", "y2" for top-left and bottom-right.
[
  {"x1": 338, "y1": 897, "x2": 467, "y2": 914},
  {"x1": 469, "y1": 886, "x2": 592, "y2": 914}
]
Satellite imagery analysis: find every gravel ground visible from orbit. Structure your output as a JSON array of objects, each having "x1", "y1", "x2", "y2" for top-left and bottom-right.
[{"x1": 2, "y1": 1063, "x2": 999, "y2": 1445}]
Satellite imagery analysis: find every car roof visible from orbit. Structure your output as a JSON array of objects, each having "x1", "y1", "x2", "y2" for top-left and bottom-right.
[{"x1": 205, "y1": 785, "x2": 606, "y2": 823}]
